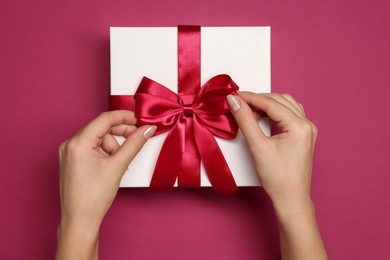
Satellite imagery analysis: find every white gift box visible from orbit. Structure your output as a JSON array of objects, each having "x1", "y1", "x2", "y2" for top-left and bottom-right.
[{"x1": 110, "y1": 26, "x2": 271, "y2": 187}]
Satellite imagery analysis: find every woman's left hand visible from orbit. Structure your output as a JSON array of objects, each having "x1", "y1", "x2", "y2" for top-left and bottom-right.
[{"x1": 56, "y1": 110, "x2": 156, "y2": 260}]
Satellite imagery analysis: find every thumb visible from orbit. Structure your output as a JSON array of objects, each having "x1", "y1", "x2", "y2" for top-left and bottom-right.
[
  {"x1": 227, "y1": 94, "x2": 267, "y2": 151},
  {"x1": 111, "y1": 125, "x2": 157, "y2": 175}
]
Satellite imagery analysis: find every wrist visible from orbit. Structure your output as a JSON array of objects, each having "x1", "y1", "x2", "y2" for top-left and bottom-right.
[
  {"x1": 271, "y1": 196, "x2": 329, "y2": 260},
  {"x1": 59, "y1": 211, "x2": 103, "y2": 235},
  {"x1": 272, "y1": 195, "x2": 315, "y2": 225},
  {"x1": 58, "y1": 219, "x2": 100, "y2": 240},
  {"x1": 273, "y1": 198, "x2": 319, "y2": 240},
  {"x1": 56, "y1": 218, "x2": 100, "y2": 260}
]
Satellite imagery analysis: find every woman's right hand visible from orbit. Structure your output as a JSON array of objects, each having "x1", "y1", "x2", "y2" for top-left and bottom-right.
[
  {"x1": 227, "y1": 92, "x2": 317, "y2": 208},
  {"x1": 227, "y1": 92, "x2": 327, "y2": 260}
]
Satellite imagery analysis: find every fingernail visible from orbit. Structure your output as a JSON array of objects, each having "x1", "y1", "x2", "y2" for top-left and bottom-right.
[
  {"x1": 143, "y1": 125, "x2": 157, "y2": 139},
  {"x1": 227, "y1": 95, "x2": 241, "y2": 112}
]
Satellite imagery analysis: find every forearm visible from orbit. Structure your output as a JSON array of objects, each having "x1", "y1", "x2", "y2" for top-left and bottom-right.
[
  {"x1": 56, "y1": 221, "x2": 99, "y2": 260},
  {"x1": 274, "y1": 199, "x2": 328, "y2": 260}
]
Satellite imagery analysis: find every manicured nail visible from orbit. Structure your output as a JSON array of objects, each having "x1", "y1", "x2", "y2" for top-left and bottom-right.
[
  {"x1": 227, "y1": 95, "x2": 241, "y2": 112},
  {"x1": 143, "y1": 125, "x2": 157, "y2": 139}
]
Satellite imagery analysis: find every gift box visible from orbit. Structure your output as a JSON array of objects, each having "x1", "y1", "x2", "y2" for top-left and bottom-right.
[{"x1": 110, "y1": 26, "x2": 270, "y2": 193}]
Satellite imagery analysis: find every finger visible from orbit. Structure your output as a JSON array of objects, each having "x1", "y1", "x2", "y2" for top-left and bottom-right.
[
  {"x1": 226, "y1": 95, "x2": 268, "y2": 153},
  {"x1": 238, "y1": 92, "x2": 300, "y2": 131},
  {"x1": 110, "y1": 124, "x2": 138, "y2": 137},
  {"x1": 110, "y1": 125, "x2": 157, "y2": 176},
  {"x1": 298, "y1": 102, "x2": 306, "y2": 116},
  {"x1": 96, "y1": 146, "x2": 110, "y2": 157},
  {"x1": 81, "y1": 110, "x2": 137, "y2": 139},
  {"x1": 100, "y1": 134, "x2": 121, "y2": 155},
  {"x1": 266, "y1": 93, "x2": 305, "y2": 118},
  {"x1": 280, "y1": 93, "x2": 305, "y2": 116}
]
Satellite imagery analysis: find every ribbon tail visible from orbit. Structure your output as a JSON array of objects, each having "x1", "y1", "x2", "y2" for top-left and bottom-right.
[
  {"x1": 193, "y1": 117, "x2": 238, "y2": 195},
  {"x1": 149, "y1": 118, "x2": 185, "y2": 191},
  {"x1": 178, "y1": 117, "x2": 201, "y2": 188}
]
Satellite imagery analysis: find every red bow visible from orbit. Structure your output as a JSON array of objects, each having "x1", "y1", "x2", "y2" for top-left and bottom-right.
[{"x1": 135, "y1": 74, "x2": 239, "y2": 194}]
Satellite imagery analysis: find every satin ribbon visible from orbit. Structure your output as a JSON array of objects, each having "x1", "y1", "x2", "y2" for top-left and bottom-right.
[{"x1": 110, "y1": 26, "x2": 239, "y2": 194}]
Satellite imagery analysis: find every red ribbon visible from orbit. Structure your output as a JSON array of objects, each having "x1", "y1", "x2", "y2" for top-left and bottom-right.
[{"x1": 110, "y1": 26, "x2": 239, "y2": 194}]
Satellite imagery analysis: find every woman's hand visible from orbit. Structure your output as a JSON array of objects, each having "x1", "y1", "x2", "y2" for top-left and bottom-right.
[
  {"x1": 56, "y1": 110, "x2": 156, "y2": 260},
  {"x1": 227, "y1": 92, "x2": 317, "y2": 208},
  {"x1": 227, "y1": 92, "x2": 327, "y2": 260}
]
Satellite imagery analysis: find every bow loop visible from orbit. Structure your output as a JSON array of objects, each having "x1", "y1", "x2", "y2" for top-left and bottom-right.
[
  {"x1": 192, "y1": 74, "x2": 239, "y2": 139},
  {"x1": 135, "y1": 77, "x2": 183, "y2": 135}
]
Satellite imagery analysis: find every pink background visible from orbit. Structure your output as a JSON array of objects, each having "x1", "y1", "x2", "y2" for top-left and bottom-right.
[{"x1": 1, "y1": 0, "x2": 389, "y2": 259}]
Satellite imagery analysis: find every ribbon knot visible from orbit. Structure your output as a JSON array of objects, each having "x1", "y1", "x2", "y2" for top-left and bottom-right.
[
  {"x1": 182, "y1": 105, "x2": 194, "y2": 117},
  {"x1": 179, "y1": 94, "x2": 195, "y2": 117}
]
